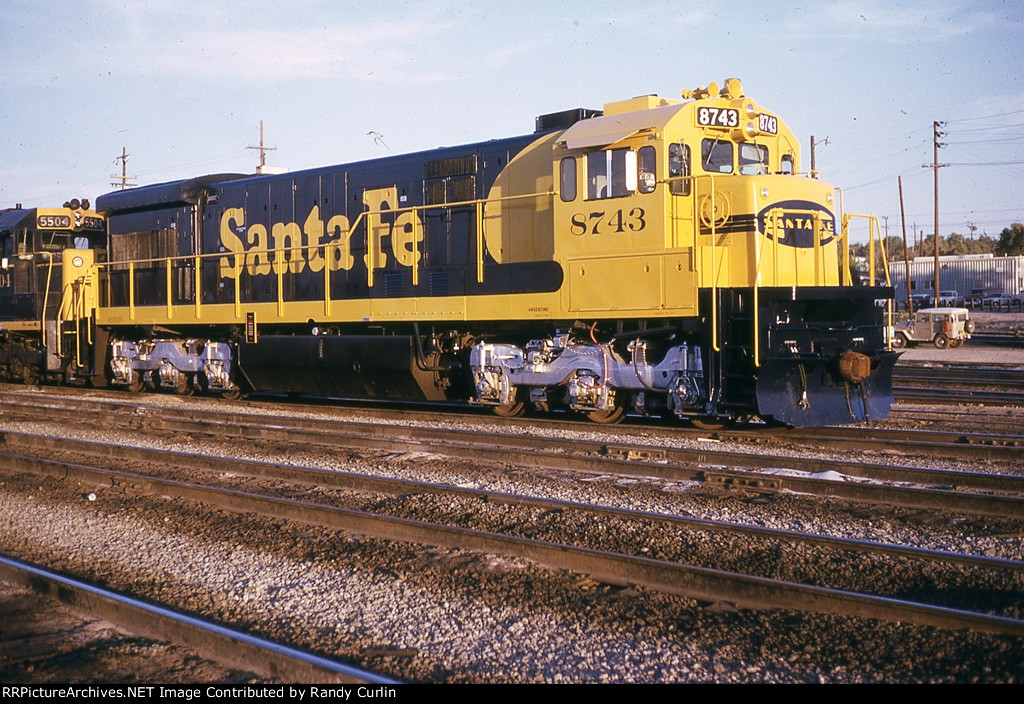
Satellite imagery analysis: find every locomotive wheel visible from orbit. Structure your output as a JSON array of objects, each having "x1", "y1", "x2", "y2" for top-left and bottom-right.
[
  {"x1": 125, "y1": 370, "x2": 144, "y2": 392},
  {"x1": 21, "y1": 363, "x2": 39, "y2": 386},
  {"x1": 690, "y1": 415, "x2": 728, "y2": 430},
  {"x1": 933, "y1": 333, "x2": 950, "y2": 349},
  {"x1": 222, "y1": 388, "x2": 245, "y2": 401},
  {"x1": 173, "y1": 373, "x2": 194, "y2": 396},
  {"x1": 8, "y1": 356, "x2": 36, "y2": 385},
  {"x1": 949, "y1": 338, "x2": 964, "y2": 348},
  {"x1": 891, "y1": 332, "x2": 908, "y2": 349},
  {"x1": 586, "y1": 405, "x2": 626, "y2": 424},
  {"x1": 493, "y1": 400, "x2": 527, "y2": 418}
]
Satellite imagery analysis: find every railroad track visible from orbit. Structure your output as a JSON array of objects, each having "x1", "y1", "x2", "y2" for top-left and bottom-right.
[
  {"x1": 1, "y1": 429, "x2": 1022, "y2": 638},
  {"x1": 969, "y1": 332, "x2": 1024, "y2": 347},
  {"x1": 1, "y1": 385, "x2": 1022, "y2": 680},
  {"x1": 0, "y1": 555, "x2": 397, "y2": 684},
  {"x1": 0, "y1": 390, "x2": 1022, "y2": 519},
  {"x1": 888, "y1": 406, "x2": 1024, "y2": 431},
  {"x1": 1, "y1": 384, "x2": 1022, "y2": 462},
  {"x1": 894, "y1": 387, "x2": 1024, "y2": 406},
  {"x1": 895, "y1": 363, "x2": 1024, "y2": 385},
  {"x1": 893, "y1": 361, "x2": 1024, "y2": 406}
]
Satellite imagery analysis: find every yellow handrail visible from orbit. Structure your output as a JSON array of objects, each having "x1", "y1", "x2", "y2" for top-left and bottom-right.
[
  {"x1": 128, "y1": 260, "x2": 135, "y2": 321},
  {"x1": 95, "y1": 190, "x2": 554, "y2": 319},
  {"x1": 194, "y1": 255, "x2": 201, "y2": 319},
  {"x1": 166, "y1": 257, "x2": 174, "y2": 319}
]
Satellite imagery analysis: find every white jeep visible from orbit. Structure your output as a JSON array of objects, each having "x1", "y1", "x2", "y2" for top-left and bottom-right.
[{"x1": 891, "y1": 307, "x2": 974, "y2": 349}]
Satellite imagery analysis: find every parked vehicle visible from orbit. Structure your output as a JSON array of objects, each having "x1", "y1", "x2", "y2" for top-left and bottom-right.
[
  {"x1": 891, "y1": 307, "x2": 974, "y2": 349},
  {"x1": 984, "y1": 293, "x2": 1014, "y2": 308},
  {"x1": 910, "y1": 293, "x2": 933, "y2": 309},
  {"x1": 967, "y1": 287, "x2": 1001, "y2": 306},
  {"x1": 937, "y1": 290, "x2": 960, "y2": 306}
]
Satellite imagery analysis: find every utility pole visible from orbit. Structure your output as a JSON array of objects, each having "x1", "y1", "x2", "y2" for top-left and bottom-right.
[
  {"x1": 110, "y1": 147, "x2": 136, "y2": 190},
  {"x1": 899, "y1": 177, "x2": 913, "y2": 313},
  {"x1": 881, "y1": 215, "x2": 889, "y2": 265},
  {"x1": 923, "y1": 121, "x2": 948, "y2": 300},
  {"x1": 810, "y1": 135, "x2": 829, "y2": 179},
  {"x1": 967, "y1": 222, "x2": 977, "y2": 249},
  {"x1": 247, "y1": 120, "x2": 277, "y2": 173}
]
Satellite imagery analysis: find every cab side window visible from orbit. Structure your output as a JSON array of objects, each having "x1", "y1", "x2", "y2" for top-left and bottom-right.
[
  {"x1": 560, "y1": 157, "x2": 577, "y2": 202},
  {"x1": 587, "y1": 148, "x2": 637, "y2": 199},
  {"x1": 669, "y1": 143, "x2": 691, "y2": 196},
  {"x1": 638, "y1": 146, "x2": 656, "y2": 194}
]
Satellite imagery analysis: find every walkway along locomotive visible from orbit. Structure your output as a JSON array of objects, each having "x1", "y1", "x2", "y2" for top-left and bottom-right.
[{"x1": 11, "y1": 79, "x2": 897, "y2": 427}]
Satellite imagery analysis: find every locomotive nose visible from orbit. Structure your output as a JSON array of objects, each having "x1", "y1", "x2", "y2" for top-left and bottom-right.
[{"x1": 756, "y1": 351, "x2": 897, "y2": 426}]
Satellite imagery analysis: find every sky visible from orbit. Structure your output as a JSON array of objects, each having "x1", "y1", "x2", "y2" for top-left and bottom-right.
[{"x1": 1, "y1": 0, "x2": 1022, "y2": 244}]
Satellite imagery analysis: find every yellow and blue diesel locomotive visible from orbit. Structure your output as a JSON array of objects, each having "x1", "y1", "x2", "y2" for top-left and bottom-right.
[
  {"x1": 0, "y1": 201, "x2": 105, "y2": 384},
  {"x1": 37, "y1": 78, "x2": 893, "y2": 427}
]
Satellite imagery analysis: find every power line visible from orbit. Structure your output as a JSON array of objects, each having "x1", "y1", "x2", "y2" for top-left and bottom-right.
[
  {"x1": 945, "y1": 122, "x2": 1024, "y2": 133},
  {"x1": 247, "y1": 120, "x2": 277, "y2": 173},
  {"x1": 923, "y1": 121, "x2": 947, "y2": 297},
  {"x1": 946, "y1": 160, "x2": 1024, "y2": 166},
  {"x1": 110, "y1": 147, "x2": 137, "y2": 190},
  {"x1": 946, "y1": 108, "x2": 1024, "y2": 123}
]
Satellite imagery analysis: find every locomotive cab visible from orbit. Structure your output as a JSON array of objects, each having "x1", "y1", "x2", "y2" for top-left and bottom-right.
[
  {"x1": 0, "y1": 203, "x2": 105, "y2": 384},
  {"x1": 544, "y1": 78, "x2": 895, "y2": 425}
]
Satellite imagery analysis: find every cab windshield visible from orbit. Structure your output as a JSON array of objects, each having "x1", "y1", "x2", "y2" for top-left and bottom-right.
[
  {"x1": 701, "y1": 139, "x2": 732, "y2": 173},
  {"x1": 739, "y1": 143, "x2": 769, "y2": 174},
  {"x1": 39, "y1": 231, "x2": 71, "y2": 251}
]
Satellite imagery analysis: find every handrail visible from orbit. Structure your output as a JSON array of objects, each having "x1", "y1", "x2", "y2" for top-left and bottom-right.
[
  {"x1": 39, "y1": 253, "x2": 55, "y2": 349},
  {"x1": 54, "y1": 266, "x2": 95, "y2": 370},
  {"x1": 166, "y1": 257, "x2": 174, "y2": 319},
  {"x1": 664, "y1": 172, "x2": 722, "y2": 351},
  {"x1": 752, "y1": 181, "x2": 763, "y2": 368},
  {"x1": 95, "y1": 190, "x2": 553, "y2": 320},
  {"x1": 842, "y1": 212, "x2": 889, "y2": 286},
  {"x1": 708, "y1": 177, "x2": 719, "y2": 352},
  {"x1": 843, "y1": 211, "x2": 894, "y2": 346}
]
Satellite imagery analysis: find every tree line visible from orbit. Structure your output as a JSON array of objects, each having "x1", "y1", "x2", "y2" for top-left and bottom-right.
[{"x1": 851, "y1": 222, "x2": 1024, "y2": 263}]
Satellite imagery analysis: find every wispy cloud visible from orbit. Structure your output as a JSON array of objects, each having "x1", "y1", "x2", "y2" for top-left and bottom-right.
[
  {"x1": 1, "y1": 1, "x2": 511, "y2": 86},
  {"x1": 118, "y1": 13, "x2": 471, "y2": 83}
]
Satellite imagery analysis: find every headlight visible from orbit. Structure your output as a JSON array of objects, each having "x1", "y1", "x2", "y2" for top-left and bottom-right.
[{"x1": 72, "y1": 256, "x2": 84, "y2": 267}]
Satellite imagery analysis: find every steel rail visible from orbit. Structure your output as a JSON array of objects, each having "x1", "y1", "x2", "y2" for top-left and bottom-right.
[
  {"x1": 1, "y1": 430, "x2": 1020, "y2": 579},
  {"x1": 0, "y1": 554, "x2": 398, "y2": 684},
  {"x1": 2, "y1": 449, "x2": 1023, "y2": 637},
  {"x1": 894, "y1": 386, "x2": 1024, "y2": 405},
  {"x1": 4, "y1": 385, "x2": 1024, "y2": 462},
  {"x1": 755, "y1": 427, "x2": 1024, "y2": 463},
  {"x1": 4, "y1": 384, "x2": 1024, "y2": 460},
  {"x1": 1, "y1": 396, "x2": 1023, "y2": 517}
]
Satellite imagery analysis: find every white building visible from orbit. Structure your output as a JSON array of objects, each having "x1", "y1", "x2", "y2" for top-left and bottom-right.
[{"x1": 887, "y1": 253, "x2": 1024, "y2": 303}]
